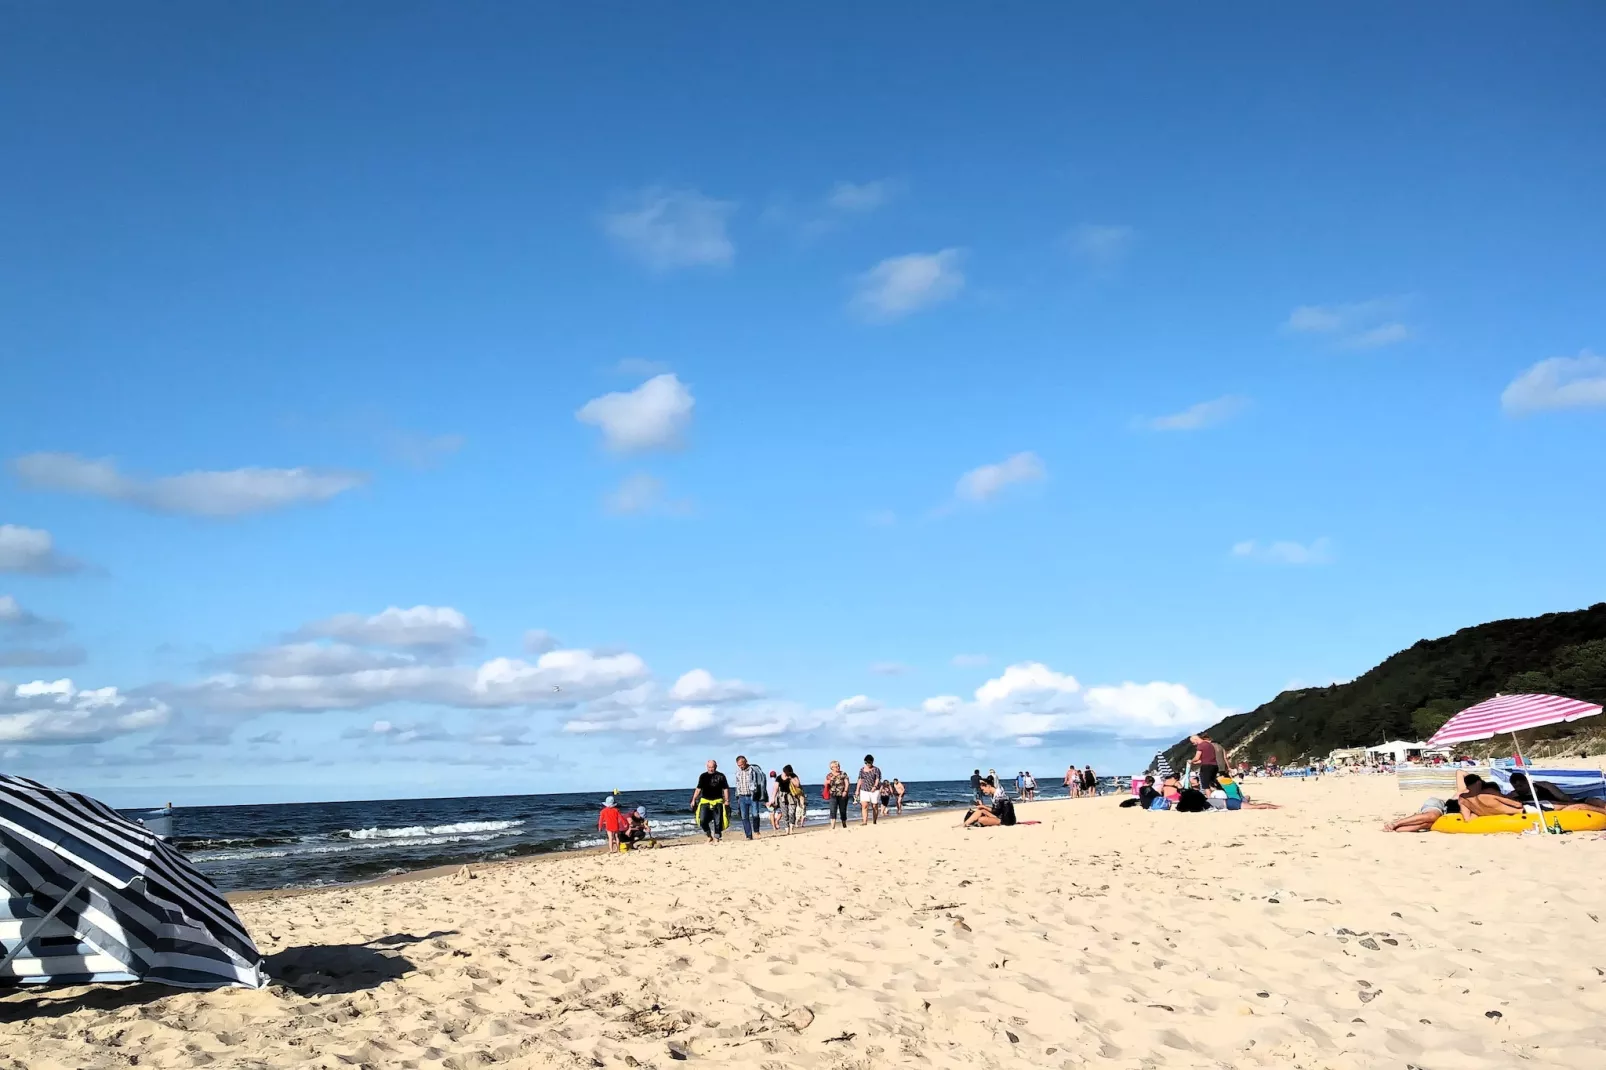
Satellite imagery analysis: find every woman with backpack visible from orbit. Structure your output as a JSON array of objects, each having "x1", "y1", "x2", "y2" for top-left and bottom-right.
[{"x1": 775, "y1": 764, "x2": 806, "y2": 833}]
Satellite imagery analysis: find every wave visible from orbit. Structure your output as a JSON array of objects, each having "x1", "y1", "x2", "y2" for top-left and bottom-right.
[
  {"x1": 170, "y1": 835, "x2": 301, "y2": 852},
  {"x1": 188, "y1": 831, "x2": 512, "y2": 863},
  {"x1": 335, "y1": 819, "x2": 523, "y2": 841}
]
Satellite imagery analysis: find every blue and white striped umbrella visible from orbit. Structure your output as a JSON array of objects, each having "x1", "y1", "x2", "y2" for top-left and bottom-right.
[
  {"x1": 0, "y1": 774, "x2": 265, "y2": 989},
  {"x1": 1152, "y1": 753, "x2": 1175, "y2": 778}
]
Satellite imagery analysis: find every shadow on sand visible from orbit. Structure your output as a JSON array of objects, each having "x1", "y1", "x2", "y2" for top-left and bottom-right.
[{"x1": 0, "y1": 930, "x2": 458, "y2": 1019}]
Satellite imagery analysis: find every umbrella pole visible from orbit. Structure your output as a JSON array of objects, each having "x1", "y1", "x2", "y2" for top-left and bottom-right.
[
  {"x1": 0, "y1": 872, "x2": 91, "y2": 973},
  {"x1": 1512, "y1": 732, "x2": 1553, "y2": 835}
]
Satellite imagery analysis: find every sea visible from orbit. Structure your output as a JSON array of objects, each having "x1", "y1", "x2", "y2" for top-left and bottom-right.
[{"x1": 124, "y1": 775, "x2": 1126, "y2": 893}]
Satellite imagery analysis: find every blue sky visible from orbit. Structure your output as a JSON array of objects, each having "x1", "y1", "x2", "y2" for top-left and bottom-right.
[{"x1": 2, "y1": 6, "x2": 1603, "y2": 806}]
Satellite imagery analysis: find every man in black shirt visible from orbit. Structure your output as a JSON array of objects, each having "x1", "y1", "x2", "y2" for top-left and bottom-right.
[
  {"x1": 969, "y1": 769, "x2": 983, "y2": 803},
  {"x1": 690, "y1": 759, "x2": 730, "y2": 843}
]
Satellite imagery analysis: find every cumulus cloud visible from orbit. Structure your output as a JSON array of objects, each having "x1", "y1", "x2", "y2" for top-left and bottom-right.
[
  {"x1": 1232, "y1": 538, "x2": 1334, "y2": 565},
  {"x1": 227, "y1": 642, "x2": 417, "y2": 677},
  {"x1": 12, "y1": 453, "x2": 366, "y2": 518},
  {"x1": 835, "y1": 694, "x2": 881, "y2": 715},
  {"x1": 1501, "y1": 350, "x2": 1606, "y2": 415},
  {"x1": 851, "y1": 250, "x2": 964, "y2": 321},
  {"x1": 602, "y1": 188, "x2": 735, "y2": 270},
  {"x1": 829, "y1": 660, "x2": 1228, "y2": 744},
  {"x1": 296, "y1": 605, "x2": 478, "y2": 652},
  {"x1": 1067, "y1": 224, "x2": 1135, "y2": 269},
  {"x1": 0, "y1": 525, "x2": 83, "y2": 575},
  {"x1": 663, "y1": 705, "x2": 716, "y2": 734},
  {"x1": 670, "y1": 668, "x2": 764, "y2": 704},
  {"x1": 955, "y1": 452, "x2": 1046, "y2": 503},
  {"x1": 0, "y1": 678, "x2": 171, "y2": 744},
  {"x1": 1141, "y1": 395, "x2": 1250, "y2": 432},
  {"x1": 1282, "y1": 299, "x2": 1411, "y2": 350},
  {"x1": 577, "y1": 374, "x2": 695, "y2": 453}
]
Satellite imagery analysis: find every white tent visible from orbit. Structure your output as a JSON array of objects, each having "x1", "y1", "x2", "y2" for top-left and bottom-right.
[{"x1": 1366, "y1": 740, "x2": 1428, "y2": 764}]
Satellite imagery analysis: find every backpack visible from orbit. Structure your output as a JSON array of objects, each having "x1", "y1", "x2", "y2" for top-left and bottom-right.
[{"x1": 995, "y1": 797, "x2": 1017, "y2": 826}]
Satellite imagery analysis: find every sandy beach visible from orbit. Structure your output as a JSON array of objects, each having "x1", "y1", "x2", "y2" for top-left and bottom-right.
[{"x1": 5, "y1": 774, "x2": 1606, "y2": 1069}]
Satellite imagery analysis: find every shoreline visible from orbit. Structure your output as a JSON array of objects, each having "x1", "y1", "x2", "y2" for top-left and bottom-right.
[{"x1": 224, "y1": 794, "x2": 1007, "y2": 903}]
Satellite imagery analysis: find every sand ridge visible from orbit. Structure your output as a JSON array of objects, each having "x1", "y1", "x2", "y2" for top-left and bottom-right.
[{"x1": 4, "y1": 774, "x2": 1606, "y2": 1068}]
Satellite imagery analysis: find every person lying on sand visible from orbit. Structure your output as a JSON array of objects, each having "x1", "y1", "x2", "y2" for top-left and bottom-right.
[
  {"x1": 1384, "y1": 772, "x2": 1496, "y2": 831},
  {"x1": 1456, "y1": 771, "x2": 1606, "y2": 818}
]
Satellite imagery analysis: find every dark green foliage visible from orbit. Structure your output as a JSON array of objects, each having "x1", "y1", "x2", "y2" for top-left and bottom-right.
[{"x1": 1166, "y1": 603, "x2": 1606, "y2": 768}]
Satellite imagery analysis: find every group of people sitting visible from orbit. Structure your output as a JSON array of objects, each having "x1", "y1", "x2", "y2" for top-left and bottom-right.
[
  {"x1": 1121, "y1": 771, "x2": 1279, "y2": 812},
  {"x1": 1385, "y1": 771, "x2": 1606, "y2": 832}
]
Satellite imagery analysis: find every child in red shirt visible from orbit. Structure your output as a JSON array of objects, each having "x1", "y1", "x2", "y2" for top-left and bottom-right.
[{"x1": 597, "y1": 795, "x2": 623, "y2": 853}]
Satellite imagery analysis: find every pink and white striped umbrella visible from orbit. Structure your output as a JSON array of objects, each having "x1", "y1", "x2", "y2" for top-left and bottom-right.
[{"x1": 1428, "y1": 693, "x2": 1603, "y2": 746}]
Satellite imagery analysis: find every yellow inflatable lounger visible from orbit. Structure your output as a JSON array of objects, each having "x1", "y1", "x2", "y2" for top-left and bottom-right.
[{"x1": 1432, "y1": 811, "x2": 1606, "y2": 834}]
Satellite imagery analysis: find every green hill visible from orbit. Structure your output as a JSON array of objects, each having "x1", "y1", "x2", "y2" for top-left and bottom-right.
[{"x1": 1164, "y1": 602, "x2": 1606, "y2": 769}]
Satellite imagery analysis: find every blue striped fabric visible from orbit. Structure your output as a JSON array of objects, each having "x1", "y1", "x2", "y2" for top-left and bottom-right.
[
  {"x1": 0, "y1": 775, "x2": 265, "y2": 989},
  {"x1": 1487, "y1": 766, "x2": 1606, "y2": 800}
]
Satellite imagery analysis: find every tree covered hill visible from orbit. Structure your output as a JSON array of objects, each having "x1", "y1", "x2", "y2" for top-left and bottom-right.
[{"x1": 1164, "y1": 602, "x2": 1606, "y2": 769}]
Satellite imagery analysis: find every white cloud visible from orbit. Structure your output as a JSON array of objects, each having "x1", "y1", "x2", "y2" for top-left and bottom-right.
[
  {"x1": 0, "y1": 678, "x2": 171, "y2": 744},
  {"x1": 1067, "y1": 224, "x2": 1135, "y2": 268},
  {"x1": 12, "y1": 453, "x2": 366, "y2": 518},
  {"x1": 1501, "y1": 350, "x2": 1606, "y2": 415},
  {"x1": 670, "y1": 668, "x2": 764, "y2": 703},
  {"x1": 955, "y1": 451, "x2": 1046, "y2": 503},
  {"x1": 1282, "y1": 299, "x2": 1411, "y2": 349},
  {"x1": 577, "y1": 374, "x2": 695, "y2": 453},
  {"x1": 869, "y1": 662, "x2": 908, "y2": 676},
  {"x1": 825, "y1": 660, "x2": 1228, "y2": 745},
  {"x1": 228, "y1": 642, "x2": 415, "y2": 677},
  {"x1": 1141, "y1": 395, "x2": 1250, "y2": 432},
  {"x1": 0, "y1": 525, "x2": 82, "y2": 575},
  {"x1": 602, "y1": 188, "x2": 735, "y2": 270},
  {"x1": 522, "y1": 629, "x2": 560, "y2": 655},
  {"x1": 298, "y1": 605, "x2": 478, "y2": 651},
  {"x1": 826, "y1": 179, "x2": 898, "y2": 214},
  {"x1": 974, "y1": 662, "x2": 1081, "y2": 709},
  {"x1": 835, "y1": 694, "x2": 881, "y2": 715},
  {"x1": 851, "y1": 249, "x2": 964, "y2": 321},
  {"x1": 1232, "y1": 538, "x2": 1334, "y2": 565},
  {"x1": 663, "y1": 705, "x2": 716, "y2": 734},
  {"x1": 951, "y1": 653, "x2": 990, "y2": 668}
]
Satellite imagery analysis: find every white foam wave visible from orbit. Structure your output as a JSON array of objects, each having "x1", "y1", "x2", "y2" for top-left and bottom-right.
[
  {"x1": 191, "y1": 832, "x2": 506, "y2": 863},
  {"x1": 339, "y1": 819, "x2": 522, "y2": 840}
]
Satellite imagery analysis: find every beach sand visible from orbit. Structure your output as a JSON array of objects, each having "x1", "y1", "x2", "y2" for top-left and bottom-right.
[{"x1": 5, "y1": 773, "x2": 1606, "y2": 1069}]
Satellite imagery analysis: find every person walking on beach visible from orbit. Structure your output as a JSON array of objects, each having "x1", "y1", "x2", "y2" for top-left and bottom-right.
[
  {"x1": 970, "y1": 769, "x2": 984, "y2": 803},
  {"x1": 1065, "y1": 764, "x2": 1080, "y2": 797},
  {"x1": 1081, "y1": 764, "x2": 1098, "y2": 796},
  {"x1": 766, "y1": 768, "x2": 781, "y2": 830},
  {"x1": 691, "y1": 759, "x2": 730, "y2": 843},
  {"x1": 774, "y1": 761, "x2": 803, "y2": 829},
  {"x1": 597, "y1": 795, "x2": 623, "y2": 853},
  {"x1": 1023, "y1": 771, "x2": 1037, "y2": 801},
  {"x1": 826, "y1": 760, "x2": 852, "y2": 828},
  {"x1": 858, "y1": 754, "x2": 883, "y2": 826},
  {"x1": 892, "y1": 778, "x2": 906, "y2": 815},
  {"x1": 732, "y1": 755, "x2": 764, "y2": 840}
]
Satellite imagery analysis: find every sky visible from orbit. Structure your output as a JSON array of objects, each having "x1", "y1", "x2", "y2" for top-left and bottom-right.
[{"x1": 2, "y1": 5, "x2": 1604, "y2": 807}]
